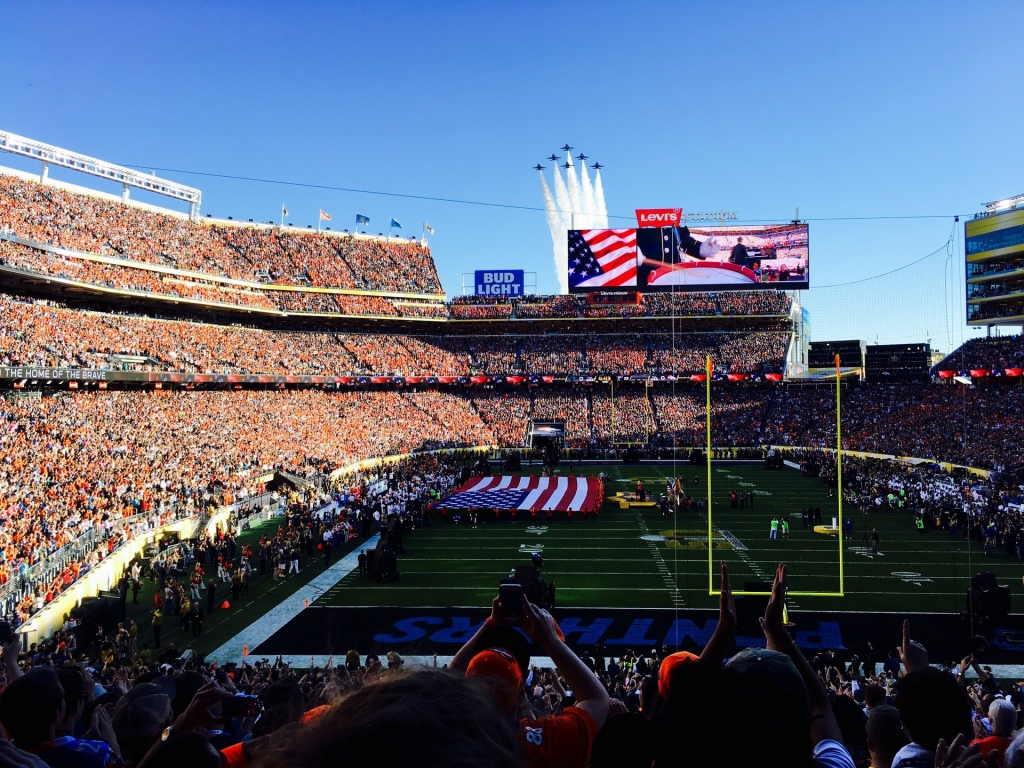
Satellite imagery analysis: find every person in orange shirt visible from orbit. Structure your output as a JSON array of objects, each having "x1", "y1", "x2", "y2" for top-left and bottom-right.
[
  {"x1": 970, "y1": 699, "x2": 1017, "y2": 763},
  {"x1": 451, "y1": 596, "x2": 608, "y2": 768}
]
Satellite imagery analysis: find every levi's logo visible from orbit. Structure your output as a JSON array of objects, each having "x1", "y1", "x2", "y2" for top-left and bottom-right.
[{"x1": 635, "y1": 208, "x2": 682, "y2": 227}]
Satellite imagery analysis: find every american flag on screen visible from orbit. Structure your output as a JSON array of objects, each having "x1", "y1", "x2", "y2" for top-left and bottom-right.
[
  {"x1": 568, "y1": 229, "x2": 637, "y2": 289},
  {"x1": 437, "y1": 476, "x2": 601, "y2": 512}
]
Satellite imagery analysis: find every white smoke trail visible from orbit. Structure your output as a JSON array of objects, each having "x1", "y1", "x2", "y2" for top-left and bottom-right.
[
  {"x1": 551, "y1": 163, "x2": 572, "y2": 231},
  {"x1": 539, "y1": 172, "x2": 562, "y2": 243},
  {"x1": 541, "y1": 172, "x2": 569, "y2": 291},
  {"x1": 564, "y1": 154, "x2": 582, "y2": 230},
  {"x1": 579, "y1": 161, "x2": 596, "y2": 229},
  {"x1": 593, "y1": 169, "x2": 608, "y2": 229}
]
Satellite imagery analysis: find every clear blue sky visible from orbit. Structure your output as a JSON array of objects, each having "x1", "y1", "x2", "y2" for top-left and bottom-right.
[{"x1": 1, "y1": 1, "x2": 1020, "y2": 350}]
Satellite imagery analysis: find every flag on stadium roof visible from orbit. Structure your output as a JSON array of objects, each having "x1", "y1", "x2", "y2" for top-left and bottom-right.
[
  {"x1": 356, "y1": 213, "x2": 370, "y2": 225},
  {"x1": 437, "y1": 475, "x2": 601, "y2": 512},
  {"x1": 390, "y1": 218, "x2": 402, "y2": 229},
  {"x1": 423, "y1": 222, "x2": 434, "y2": 235},
  {"x1": 319, "y1": 209, "x2": 331, "y2": 221},
  {"x1": 568, "y1": 229, "x2": 637, "y2": 289},
  {"x1": 282, "y1": 205, "x2": 289, "y2": 217}
]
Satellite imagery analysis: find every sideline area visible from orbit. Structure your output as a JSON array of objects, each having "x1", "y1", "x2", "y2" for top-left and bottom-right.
[{"x1": 206, "y1": 535, "x2": 379, "y2": 663}]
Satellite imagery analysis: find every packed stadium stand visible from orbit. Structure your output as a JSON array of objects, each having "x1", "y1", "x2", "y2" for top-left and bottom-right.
[
  {"x1": 932, "y1": 333, "x2": 1024, "y2": 372},
  {"x1": 4, "y1": 157, "x2": 1024, "y2": 768}
]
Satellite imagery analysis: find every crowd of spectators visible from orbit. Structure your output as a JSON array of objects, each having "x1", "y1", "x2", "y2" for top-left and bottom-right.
[
  {"x1": 4, "y1": 550, "x2": 1017, "y2": 768},
  {"x1": 0, "y1": 239, "x2": 435, "y2": 317},
  {"x1": 518, "y1": 336, "x2": 581, "y2": 374},
  {"x1": 584, "y1": 335, "x2": 648, "y2": 375},
  {"x1": 532, "y1": 391, "x2": 591, "y2": 441},
  {"x1": 0, "y1": 389, "x2": 498, "y2": 620},
  {"x1": 514, "y1": 295, "x2": 583, "y2": 319},
  {"x1": 641, "y1": 292, "x2": 718, "y2": 316},
  {"x1": 968, "y1": 284, "x2": 1023, "y2": 300},
  {"x1": 470, "y1": 392, "x2": 531, "y2": 447},
  {"x1": 716, "y1": 290, "x2": 792, "y2": 315},
  {"x1": 935, "y1": 335, "x2": 1024, "y2": 372},
  {"x1": 0, "y1": 296, "x2": 350, "y2": 374},
  {"x1": 651, "y1": 390, "x2": 769, "y2": 446},
  {"x1": 763, "y1": 384, "x2": 1024, "y2": 470},
  {"x1": 0, "y1": 173, "x2": 443, "y2": 294},
  {"x1": 449, "y1": 296, "x2": 515, "y2": 320},
  {"x1": 970, "y1": 257, "x2": 1024, "y2": 278},
  {"x1": 591, "y1": 390, "x2": 655, "y2": 442},
  {"x1": 968, "y1": 301, "x2": 1024, "y2": 322},
  {"x1": 391, "y1": 301, "x2": 449, "y2": 318},
  {"x1": 467, "y1": 336, "x2": 520, "y2": 375},
  {"x1": 647, "y1": 332, "x2": 788, "y2": 375}
]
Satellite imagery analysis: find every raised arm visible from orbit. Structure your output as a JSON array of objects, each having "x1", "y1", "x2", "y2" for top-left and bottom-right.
[
  {"x1": 521, "y1": 599, "x2": 609, "y2": 730},
  {"x1": 699, "y1": 561, "x2": 736, "y2": 665},
  {"x1": 760, "y1": 564, "x2": 845, "y2": 747}
]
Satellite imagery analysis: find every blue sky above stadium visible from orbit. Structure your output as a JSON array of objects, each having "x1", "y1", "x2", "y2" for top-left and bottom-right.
[{"x1": 1, "y1": 1, "x2": 1021, "y2": 349}]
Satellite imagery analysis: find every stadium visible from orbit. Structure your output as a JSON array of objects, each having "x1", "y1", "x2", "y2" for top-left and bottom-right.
[{"x1": 1, "y1": 11, "x2": 1024, "y2": 765}]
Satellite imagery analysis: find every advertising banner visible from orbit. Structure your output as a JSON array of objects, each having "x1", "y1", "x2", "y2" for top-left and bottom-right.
[
  {"x1": 568, "y1": 222, "x2": 809, "y2": 293},
  {"x1": 474, "y1": 270, "x2": 525, "y2": 297}
]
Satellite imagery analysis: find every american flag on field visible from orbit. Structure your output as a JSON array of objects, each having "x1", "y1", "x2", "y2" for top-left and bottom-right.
[
  {"x1": 437, "y1": 476, "x2": 601, "y2": 512},
  {"x1": 568, "y1": 229, "x2": 637, "y2": 289}
]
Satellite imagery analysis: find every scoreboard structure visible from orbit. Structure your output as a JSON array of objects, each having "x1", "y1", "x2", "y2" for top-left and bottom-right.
[{"x1": 864, "y1": 343, "x2": 931, "y2": 382}]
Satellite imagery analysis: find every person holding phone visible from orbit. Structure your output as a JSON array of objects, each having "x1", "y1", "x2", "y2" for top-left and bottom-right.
[{"x1": 451, "y1": 594, "x2": 609, "y2": 768}]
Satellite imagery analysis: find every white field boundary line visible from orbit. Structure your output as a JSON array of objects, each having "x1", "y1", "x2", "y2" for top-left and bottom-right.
[{"x1": 206, "y1": 534, "x2": 380, "y2": 663}]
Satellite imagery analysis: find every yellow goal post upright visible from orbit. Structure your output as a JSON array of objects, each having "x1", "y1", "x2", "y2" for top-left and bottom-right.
[{"x1": 707, "y1": 354, "x2": 846, "y2": 598}]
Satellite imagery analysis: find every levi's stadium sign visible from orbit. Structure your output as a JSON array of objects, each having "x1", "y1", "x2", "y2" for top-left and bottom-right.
[
  {"x1": 636, "y1": 208, "x2": 682, "y2": 227},
  {"x1": 635, "y1": 208, "x2": 740, "y2": 226}
]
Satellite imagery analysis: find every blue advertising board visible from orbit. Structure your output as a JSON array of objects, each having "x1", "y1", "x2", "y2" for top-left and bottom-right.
[{"x1": 474, "y1": 270, "x2": 524, "y2": 297}]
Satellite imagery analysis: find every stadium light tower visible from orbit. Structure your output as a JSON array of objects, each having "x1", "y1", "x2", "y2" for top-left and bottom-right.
[
  {"x1": 0, "y1": 130, "x2": 202, "y2": 219},
  {"x1": 983, "y1": 194, "x2": 1024, "y2": 213}
]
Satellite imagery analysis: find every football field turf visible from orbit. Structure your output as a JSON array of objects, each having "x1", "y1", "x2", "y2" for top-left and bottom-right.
[{"x1": 315, "y1": 463, "x2": 1018, "y2": 615}]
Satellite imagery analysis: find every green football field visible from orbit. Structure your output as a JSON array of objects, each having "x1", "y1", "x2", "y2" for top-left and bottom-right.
[{"x1": 315, "y1": 463, "x2": 1020, "y2": 614}]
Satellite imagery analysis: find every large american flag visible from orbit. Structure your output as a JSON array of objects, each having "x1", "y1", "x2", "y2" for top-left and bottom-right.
[
  {"x1": 437, "y1": 476, "x2": 601, "y2": 512},
  {"x1": 568, "y1": 229, "x2": 637, "y2": 289}
]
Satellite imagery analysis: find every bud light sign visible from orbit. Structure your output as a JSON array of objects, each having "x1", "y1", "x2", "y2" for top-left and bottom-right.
[{"x1": 474, "y1": 270, "x2": 524, "y2": 297}]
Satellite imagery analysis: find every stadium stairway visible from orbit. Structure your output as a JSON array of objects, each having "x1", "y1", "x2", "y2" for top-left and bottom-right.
[
  {"x1": 758, "y1": 388, "x2": 780, "y2": 437},
  {"x1": 647, "y1": 388, "x2": 662, "y2": 432}
]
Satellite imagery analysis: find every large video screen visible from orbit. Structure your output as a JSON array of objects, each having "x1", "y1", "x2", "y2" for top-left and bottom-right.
[{"x1": 568, "y1": 222, "x2": 809, "y2": 293}]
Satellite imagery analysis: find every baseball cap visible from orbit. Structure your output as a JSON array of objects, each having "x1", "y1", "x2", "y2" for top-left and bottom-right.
[
  {"x1": 657, "y1": 651, "x2": 699, "y2": 698},
  {"x1": 472, "y1": 624, "x2": 530, "y2": 678},
  {"x1": 112, "y1": 683, "x2": 173, "y2": 741},
  {"x1": 726, "y1": 648, "x2": 809, "y2": 726},
  {"x1": 466, "y1": 648, "x2": 524, "y2": 713}
]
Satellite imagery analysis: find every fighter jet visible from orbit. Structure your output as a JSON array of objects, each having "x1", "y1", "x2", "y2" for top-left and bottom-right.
[
  {"x1": 577, "y1": 153, "x2": 588, "y2": 161},
  {"x1": 560, "y1": 144, "x2": 573, "y2": 152},
  {"x1": 547, "y1": 154, "x2": 558, "y2": 162},
  {"x1": 533, "y1": 164, "x2": 545, "y2": 171},
  {"x1": 562, "y1": 161, "x2": 572, "y2": 169},
  {"x1": 591, "y1": 162, "x2": 604, "y2": 170}
]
